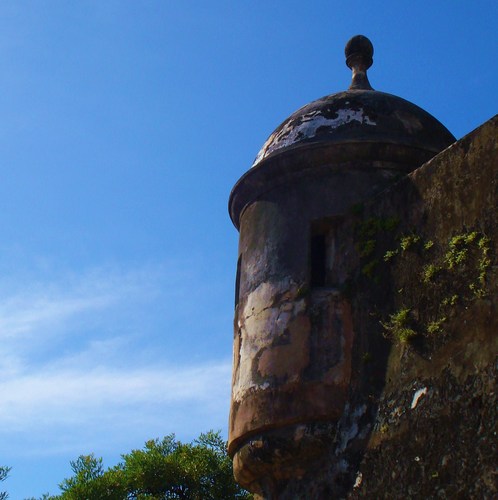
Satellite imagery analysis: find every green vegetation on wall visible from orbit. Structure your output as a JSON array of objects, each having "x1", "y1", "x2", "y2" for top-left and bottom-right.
[
  {"x1": 354, "y1": 214, "x2": 492, "y2": 345},
  {"x1": 384, "y1": 230, "x2": 491, "y2": 343}
]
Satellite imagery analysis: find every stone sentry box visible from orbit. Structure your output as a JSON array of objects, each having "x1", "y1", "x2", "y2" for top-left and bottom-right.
[{"x1": 228, "y1": 36, "x2": 455, "y2": 496}]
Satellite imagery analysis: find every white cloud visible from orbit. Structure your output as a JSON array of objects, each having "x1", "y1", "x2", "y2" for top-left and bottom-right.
[
  {"x1": 0, "y1": 262, "x2": 233, "y2": 458},
  {"x1": 0, "y1": 293, "x2": 115, "y2": 338},
  {"x1": 0, "y1": 361, "x2": 231, "y2": 428},
  {"x1": 0, "y1": 361, "x2": 232, "y2": 459},
  {"x1": 0, "y1": 265, "x2": 157, "y2": 380},
  {"x1": 0, "y1": 265, "x2": 162, "y2": 341}
]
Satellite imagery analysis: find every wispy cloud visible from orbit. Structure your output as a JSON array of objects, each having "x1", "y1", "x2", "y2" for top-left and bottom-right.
[
  {"x1": 0, "y1": 363, "x2": 232, "y2": 459},
  {"x1": 1, "y1": 362, "x2": 231, "y2": 418},
  {"x1": 0, "y1": 264, "x2": 162, "y2": 340},
  {"x1": 0, "y1": 293, "x2": 115, "y2": 339},
  {"x1": 0, "y1": 262, "x2": 233, "y2": 458},
  {"x1": 0, "y1": 265, "x2": 160, "y2": 380}
]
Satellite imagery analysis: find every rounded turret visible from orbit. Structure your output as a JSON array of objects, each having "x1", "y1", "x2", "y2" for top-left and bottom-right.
[{"x1": 228, "y1": 36, "x2": 455, "y2": 495}]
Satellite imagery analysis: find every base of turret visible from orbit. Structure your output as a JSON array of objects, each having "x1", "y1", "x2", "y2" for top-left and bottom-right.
[{"x1": 232, "y1": 421, "x2": 337, "y2": 497}]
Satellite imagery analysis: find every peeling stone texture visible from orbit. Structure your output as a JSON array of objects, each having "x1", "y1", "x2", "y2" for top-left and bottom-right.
[
  {"x1": 229, "y1": 88, "x2": 455, "y2": 231},
  {"x1": 252, "y1": 90, "x2": 455, "y2": 168},
  {"x1": 228, "y1": 164, "x2": 404, "y2": 464},
  {"x1": 228, "y1": 132, "x2": 416, "y2": 490}
]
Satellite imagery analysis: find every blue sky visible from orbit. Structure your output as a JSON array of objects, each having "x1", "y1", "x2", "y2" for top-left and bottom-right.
[{"x1": 0, "y1": 1, "x2": 496, "y2": 498}]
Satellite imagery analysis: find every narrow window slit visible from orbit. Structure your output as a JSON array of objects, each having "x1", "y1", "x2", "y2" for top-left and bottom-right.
[
  {"x1": 311, "y1": 233, "x2": 327, "y2": 287},
  {"x1": 310, "y1": 217, "x2": 341, "y2": 289},
  {"x1": 235, "y1": 255, "x2": 242, "y2": 308}
]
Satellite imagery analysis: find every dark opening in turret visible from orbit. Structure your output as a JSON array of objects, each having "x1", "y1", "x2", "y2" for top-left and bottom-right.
[
  {"x1": 311, "y1": 233, "x2": 327, "y2": 287},
  {"x1": 235, "y1": 255, "x2": 242, "y2": 308},
  {"x1": 310, "y1": 218, "x2": 343, "y2": 288}
]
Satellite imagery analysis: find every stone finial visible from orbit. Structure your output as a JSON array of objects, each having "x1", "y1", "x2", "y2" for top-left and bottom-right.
[{"x1": 345, "y1": 35, "x2": 374, "y2": 90}]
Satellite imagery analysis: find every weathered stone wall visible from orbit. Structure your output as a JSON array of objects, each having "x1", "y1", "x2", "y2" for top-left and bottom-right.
[
  {"x1": 263, "y1": 116, "x2": 497, "y2": 498},
  {"x1": 346, "y1": 114, "x2": 497, "y2": 499}
]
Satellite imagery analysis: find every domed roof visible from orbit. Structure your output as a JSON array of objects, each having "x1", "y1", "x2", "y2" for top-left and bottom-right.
[
  {"x1": 252, "y1": 35, "x2": 455, "y2": 167},
  {"x1": 229, "y1": 36, "x2": 457, "y2": 229}
]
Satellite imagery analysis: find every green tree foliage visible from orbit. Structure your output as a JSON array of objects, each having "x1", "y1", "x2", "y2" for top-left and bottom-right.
[
  {"x1": 41, "y1": 431, "x2": 250, "y2": 500},
  {"x1": 0, "y1": 466, "x2": 11, "y2": 500},
  {"x1": 57, "y1": 455, "x2": 126, "y2": 500}
]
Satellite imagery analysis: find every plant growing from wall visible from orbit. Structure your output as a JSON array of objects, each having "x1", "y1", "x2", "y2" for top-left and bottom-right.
[
  {"x1": 352, "y1": 213, "x2": 492, "y2": 346},
  {"x1": 354, "y1": 216, "x2": 399, "y2": 282},
  {"x1": 378, "y1": 230, "x2": 492, "y2": 344},
  {"x1": 381, "y1": 308, "x2": 417, "y2": 344}
]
